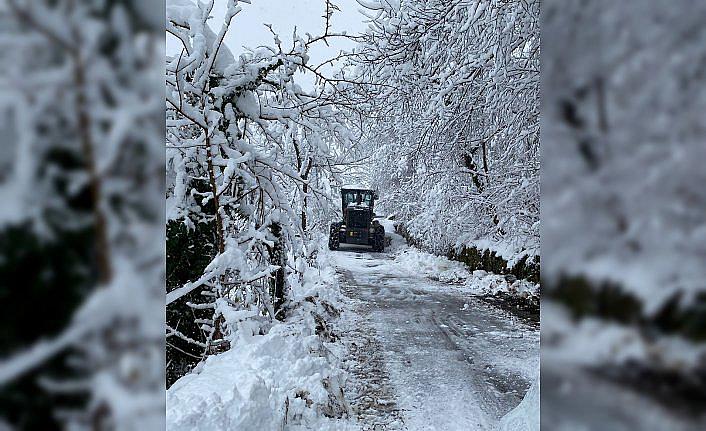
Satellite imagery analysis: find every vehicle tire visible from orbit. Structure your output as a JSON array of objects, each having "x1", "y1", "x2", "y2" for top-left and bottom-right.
[
  {"x1": 328, "y1": 223, "x2": 340, "y2": 250},
  {"x1": 372, "y1": 225, "x2": 385, "y2": 252}
]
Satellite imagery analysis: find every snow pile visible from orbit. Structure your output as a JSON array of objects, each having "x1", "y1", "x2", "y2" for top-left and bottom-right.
[
  {"x1": 393, "y1": 248, "x2": 470, "y2": 284},
  {"x1": 466, "y1": 270, "x2": 539, "y2": 298},
  {"x1": 166, "y1": 323, "x2": 349, "y2": 430},
  {"x1": 166, "y1": 251, "x2": 356, "y2": 431},
  {"x1": 498, "y1": 374, "x2": 539, "y2": 431},
  {"x1": 379, "y1": 217, "x2": 407, "y2": 253},
  {"x1": 389, "y1": 246, "x2": 539, "y2": 298}
]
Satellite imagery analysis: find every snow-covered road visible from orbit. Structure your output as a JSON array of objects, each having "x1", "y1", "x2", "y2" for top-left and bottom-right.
[{"x1": 332, "y1": 244, "x2": 539, "y2": 430}]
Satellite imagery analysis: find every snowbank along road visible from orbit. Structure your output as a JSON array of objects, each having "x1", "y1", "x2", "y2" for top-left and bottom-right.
[{"x1": 333, "y1": 233, "x2": 539, "y2": 430}]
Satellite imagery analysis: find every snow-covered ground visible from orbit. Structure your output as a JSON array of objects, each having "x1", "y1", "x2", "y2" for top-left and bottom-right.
[
  {"x1": 541, "y1": 301, "x2": 706, "y2": 431},
  {"x1": 166, "y1": 321, "x2": 353, "y2": 430},
  {"x1": 333, "y1": 226, "x2": 540, "y2": 430},
  {"x1": 541, "y1": 362, "x2": 706, "y2": 431},
  {"x1": 381, "y1": 219, "x2": 540, "y2": 299},
  {"x1": 166, "y1": 246, "x2": 358, "y2": 430},
  {"x1": 166, "y1": 227, "x2": 539, "y2": 430}
]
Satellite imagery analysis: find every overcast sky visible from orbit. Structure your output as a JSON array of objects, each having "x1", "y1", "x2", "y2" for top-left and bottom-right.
[{"x1": 166, "y1": 0, "x2": 369, "y2": 89}]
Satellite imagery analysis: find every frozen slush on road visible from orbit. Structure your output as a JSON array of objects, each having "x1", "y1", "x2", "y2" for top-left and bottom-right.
[{"x1": 331, "y1": 224, "x2": 539, "y2": 430}]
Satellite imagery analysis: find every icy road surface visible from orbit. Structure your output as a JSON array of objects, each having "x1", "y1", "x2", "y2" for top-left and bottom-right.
[{"x1": 333, "y1": 245, "x2": 539, "y2": 430}]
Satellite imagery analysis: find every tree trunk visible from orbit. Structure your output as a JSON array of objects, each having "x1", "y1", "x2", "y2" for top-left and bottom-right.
[
  {"x1": 270, "y1": 221, "x2": 286, "y2": 317},
  {"x1": 205, "y1": 136, "x2": 225, "y2": 254},
  {"x1": 74, "y1": 51, "x2": 112, "y2": 284}
]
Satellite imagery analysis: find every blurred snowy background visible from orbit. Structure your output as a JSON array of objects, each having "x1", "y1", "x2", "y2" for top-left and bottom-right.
[
  {"x1": 1, "y1": 0, "x2": 704, "y2": 429},
  {"x1": 0, "y1": 0, "x2": 164, "y2": 429},
  {"x1": 542, "y1": 1, "x2": 706, "y2": 429}
]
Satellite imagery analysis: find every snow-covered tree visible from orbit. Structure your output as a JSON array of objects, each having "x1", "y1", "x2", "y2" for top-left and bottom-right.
[
  {"x1": 350, "y1": 0, "x2": 540, "y2": 262},
  {"x1": 165, "y1": 0, "x2": 360, "y2": 382},
  {"x1": 541, "y1": 2, "x2": 706, "y2": 427},
  {"x1": 542, "y1": 0, "x2": 706, "y2": 348}
]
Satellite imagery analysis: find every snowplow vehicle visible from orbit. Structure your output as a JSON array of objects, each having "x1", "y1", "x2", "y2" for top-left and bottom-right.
[{"x1": 328, "y1": 187, "x2": 385, "y2": 252}]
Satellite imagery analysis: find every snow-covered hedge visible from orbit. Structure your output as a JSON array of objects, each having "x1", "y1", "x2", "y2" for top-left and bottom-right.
[{"x1": 395, "y1": 222, "x2": 540, "y2": 284}]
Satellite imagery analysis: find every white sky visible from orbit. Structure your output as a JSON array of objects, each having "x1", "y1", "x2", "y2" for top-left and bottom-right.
[{"x1": 166, "y1": 0, "x2": 370, "y2": 89}]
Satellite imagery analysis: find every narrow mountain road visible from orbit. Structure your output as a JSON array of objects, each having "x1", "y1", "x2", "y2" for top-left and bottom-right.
[{"x1": 333, "y1": 244, "x2": 539, "y2": 431}]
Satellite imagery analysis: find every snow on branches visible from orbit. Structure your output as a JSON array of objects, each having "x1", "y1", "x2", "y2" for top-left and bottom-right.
[
  {"x1": 542, "y1": 0, "x2": 706, "y2": 310},
  {"x1": 165, "y1": 0, "x2": 358, "y2": 368},
  {"x1": 352, "y1": 0, "x2": 540, "y2": 261}
]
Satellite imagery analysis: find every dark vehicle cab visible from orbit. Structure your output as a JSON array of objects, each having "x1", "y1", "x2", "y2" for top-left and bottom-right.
[
  {"x1": 342, "y1": 188, "x2": 374, "y2": 244},
  {"x1": 328, "y1": 187, "x2": 385, "y2": 252}
]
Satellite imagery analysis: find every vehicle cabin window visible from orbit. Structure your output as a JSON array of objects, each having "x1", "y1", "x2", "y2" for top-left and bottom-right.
[{"x1": 344, "y1": 191, "x2": 372, "y2": 207}]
